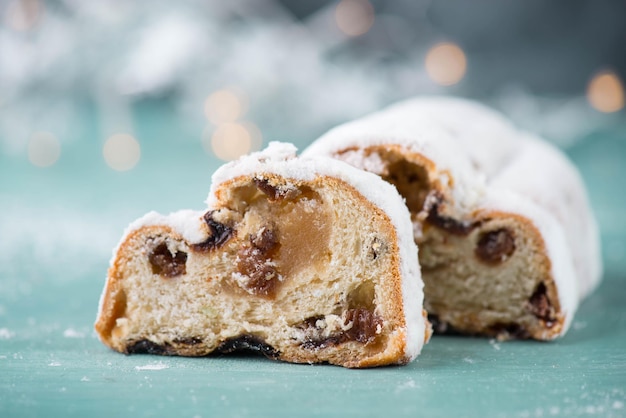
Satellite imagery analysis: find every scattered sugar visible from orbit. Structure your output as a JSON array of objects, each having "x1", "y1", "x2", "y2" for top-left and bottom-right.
[
  {"x1": 0, "y1": 355, "x2": 7, "y2": 359},
  {"x1": 0, "y1": 328, "x2": 15, "y2": 339},
  {"x1": 135, "y1": 362, "x2": 169, "y2": 371},
  {"x1": 395, "y1": 379, "x2": 417, "y2": 393},
  {"x1": 548, "y1": 406, "x2": 560, "y2": 415},
  {"x1": 48, "y1": 361, "x2": 61, "y2": 367},
  {"x1": 81, "y1": 376, "x2": 90, "y2": 382},
  {"x1": 489, "y1": 339, "x2": 501, "y2": 351},
  {"x1": 614, "y1": 401, "x2": 624, "y2": 410},
  {"x1": 463, "y1": 357, "x2": 475, "y2": 364},
  {"x1": 63, "y1": 328, "x2": 85, "y2": 338}
]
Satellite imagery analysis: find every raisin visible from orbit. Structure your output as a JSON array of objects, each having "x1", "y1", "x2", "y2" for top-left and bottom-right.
[
  {"x1": 250, "y1": 228, "x2": 278, "y2": 253},
  {"x1": 148, "y1": 243, "x2": 187, "y2": 277},
  {"x1": 216, "y1": 335, "x2": 279, "y2": 359},
  {"x1": 172, "y1": 337, "x2": 203, "y2": 346},
  {"x1": 425, "y1": 198, "x2": 476, "y2": 235},
  {"x1": 126, "y1": 339, "x2": 173, "y2": 355},
  {"x1": 254, "y1": 178, "x2": 301, "y2": 201},
  {"x1": 475, "y1": 229, "x2": 516, "y2": 264},
  {"x1": 236, "y1": 247, "x2": 279, "y2": 296},
  {"x1": 299, "y1": 309, "x2": 382, "y2": 349},
  {"x1": 235, "y1": 227, "x2": 281, "y2": 297},
  {"x1": 528, "y1": 283, "x2": 554, "y2": 322},
  {"x1": 343, "y1": 308, "x2": 382, "y2": 343},
  {"x1": 192, "y1": 211, "x2": 234, "y2": 252}
]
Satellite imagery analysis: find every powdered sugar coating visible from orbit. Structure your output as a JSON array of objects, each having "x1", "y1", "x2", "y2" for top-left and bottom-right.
[
  {"x1": 304, "y1": 107, "x2": 488, "y2": 214},
  {"x1": 101, "y1": 142, "x2": 428, "y2": 362},
  {"x1": 208, "y1": 141, "x2": 427, "y2": 360},
  {"x1": 304, "y1": 96, "x2": 602, "y2": 337}
]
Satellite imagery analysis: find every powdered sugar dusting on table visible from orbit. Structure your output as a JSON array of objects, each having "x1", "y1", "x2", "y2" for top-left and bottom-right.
[{"x1": 135, "y1": 362, "x2": 169, "y2": 371}]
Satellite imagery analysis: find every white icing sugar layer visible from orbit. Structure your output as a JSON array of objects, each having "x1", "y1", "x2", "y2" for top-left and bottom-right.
[
  {"x1": 304, "y1": 95, "x2": 602, "y2": 335},
  {"x1": 208, "y1": 141, "x2": 427, "y2": 359}
]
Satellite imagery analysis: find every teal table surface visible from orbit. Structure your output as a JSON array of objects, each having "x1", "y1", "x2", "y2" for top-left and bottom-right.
[{"x1": 1, "y1": 102, "x2": 625, "y2": 417}]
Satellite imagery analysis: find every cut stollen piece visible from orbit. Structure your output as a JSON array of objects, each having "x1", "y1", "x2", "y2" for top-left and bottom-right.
[
  {"x1": 304, "y1": 96, "x2": 602, "y2": 341},
  {"x1": 95, "y1": 142, "x2": 430, "y2": 368}
]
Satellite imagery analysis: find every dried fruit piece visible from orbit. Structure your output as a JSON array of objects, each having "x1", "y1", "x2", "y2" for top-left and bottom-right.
[
  {"x1": 528, "y1": 283, "x2": 554, "y2": 323},
  {"x1": 148, "y1": 243, "x2": 187, "y2": 277},
  {"x1": 343, "y1": 308, "x2": 382, "y2": 344},
  {"x1": 192, "y1": 211, "x2": 234, "y2": 251},
  {"x1": 234, "y1": 227, "x2": 281, "y2": 296},
  {"x1": 216, "y1": 335, "x2": 279, "y2": 359},
  {"x1": 299, "y1": 309, "x2": 382, "y2": 349},
  {"x1": 126, "y1": 339, "x2": 172, "y2": 355},
  {"x1": 254, "y1": 178, "x2": 301, "y2": 201},
  {"x1": 425, "y1": 198, "x2": 476, "y2": 235},
  {"x1": 475, "y1": 229, "x2": 516, "y2": 264}
]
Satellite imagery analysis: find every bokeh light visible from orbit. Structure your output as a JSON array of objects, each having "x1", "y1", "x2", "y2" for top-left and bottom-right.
[
  {"x1": 335, "y1": 0, "x2": 375, "y2": 37},
  {"x1": 203, "y1": 123, "x2": 253, "y2": 161},
  {"x1": 204, "y1": 89, "x2": 246, "y2": 126},
  {"x1": 103, "y1": 134, "x2": 141, "y2": 171},
  {"x1": 241, "y1": 121, "x2": 263, "y2": 152},
  {"x1": 5, "y1": 0, "x2": 43, "y2": 32},
  {"x1": 425, "y1": 42, "x2": 467, "y2": 86},
  {"x1": 27, "y1": 131, "x2": 60, "y2": 168},
  {"x1": 587, "y1": 70, "x2": 625, "y2": 113}
]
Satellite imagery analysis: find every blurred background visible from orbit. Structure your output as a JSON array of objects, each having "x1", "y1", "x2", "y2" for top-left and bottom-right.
[{"x1": 0, "y1": 0, "x2": 625, "y2": 299}]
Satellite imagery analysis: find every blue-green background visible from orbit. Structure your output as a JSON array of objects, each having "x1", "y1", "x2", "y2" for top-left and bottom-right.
[{"x1": 1, "y1": 100, "x2": 625, "y2": 417}]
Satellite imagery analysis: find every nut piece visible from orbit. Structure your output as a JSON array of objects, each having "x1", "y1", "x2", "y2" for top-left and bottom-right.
[
  {"x1": 148, "y1": 243, "x2": 187, "y2": 277},
  {"x1": 475, "y1": 228, "x2": 516, "y2": 264}
]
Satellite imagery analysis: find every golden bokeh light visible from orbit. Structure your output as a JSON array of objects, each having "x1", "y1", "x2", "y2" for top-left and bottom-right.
[
  {"x1": 204, "y1": 89, "x2": 246, "y2": 126},
  {"x1": 203, "y1": 123, "x2": 252, "y2": 161},
  {"x1": 335, "y1": 0, "x2": 375, "y2": 37},
  {"x1": 425, "y1": 42, "x2": 467, "y2": 86},
  {"x1": 28, "y1": 131, "x2": 60, "y2": 168},
  {"x1": 103, "y1": 133, "x2": 141, "y2": 171},
  {"x1": 5, "y1": 0, "x2": 42, "y2": 32},
  {"x1": 587, "y1": 70, "x2": 625, "y2": 113},
  {"x1": 240, "y1": 121, "x2": 263, "y2": 152}
]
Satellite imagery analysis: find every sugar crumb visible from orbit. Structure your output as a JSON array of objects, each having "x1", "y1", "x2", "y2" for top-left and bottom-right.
[
  {"x1": 135, "y1": 362, "x2": 169, "y2": 371},
  {"x1": 463, "y1": 357, "x2": 475, "y2": 364},
  {"x1": 0, "y1": 328, "x2": 15, "y2": 339},
  {"x1": 48, "y1": 361, "x2": 61, "y2": 367},
  {"x1": 63, "y1": 328, "x2": 85, "y2": 338},
  {"x1": 489, "y1": 339, "x2": 501, "y2": 351},
  {"x1": 613, "y1": 401, "x2": 624, "y2": 409}
]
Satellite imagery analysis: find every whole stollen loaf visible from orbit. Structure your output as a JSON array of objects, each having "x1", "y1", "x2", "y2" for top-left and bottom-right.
[
  {"x1": 304, "y1": 96, "x2": 602, "y2": 341},
  {"x1": 95, "y1": 142, "x2": 431, "y2": 368}
]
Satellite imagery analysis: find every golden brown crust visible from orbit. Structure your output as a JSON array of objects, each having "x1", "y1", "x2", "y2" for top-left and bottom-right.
[
  {"x1": 330, "y1": 143, "x2": 568, "y2": 341},
  {"x1": 95, "y1": 173, "x2": 419, "y2": 368}
]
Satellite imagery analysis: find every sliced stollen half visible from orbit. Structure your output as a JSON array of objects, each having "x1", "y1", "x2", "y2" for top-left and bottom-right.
[
  {"x1": 304, "y1": 96, "x2": 602, "y2": 340},
  {"x1": 95, "y1": 142, "x2": 430, "y2": 368}
]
